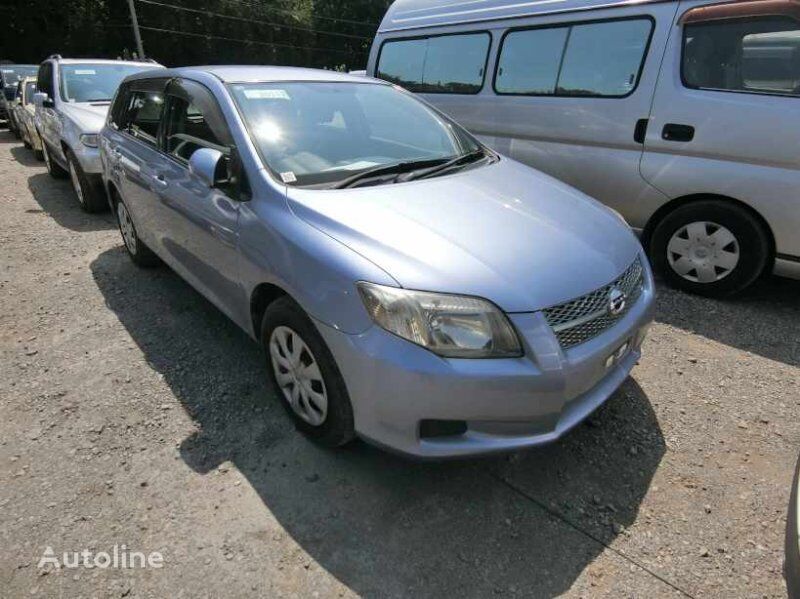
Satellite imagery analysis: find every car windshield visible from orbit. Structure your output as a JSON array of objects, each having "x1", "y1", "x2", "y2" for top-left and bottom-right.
[
  {"x1": 2, "y1": 66, "x2": 37, "y2": 100},
  {"x1": 229, "y1": 81, "x2": 483, "y2": 187},
  {"x1": 59, "y1": 64, "x2": 154, "y2": 103},
  {"x1": 24, "y1": 81, "x2": 36, "y2": 105}
]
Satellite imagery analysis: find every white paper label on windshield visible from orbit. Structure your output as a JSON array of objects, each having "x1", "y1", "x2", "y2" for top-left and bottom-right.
[
  {"x1": 2, "y1": 69, "x2": 13, "y2": 74},
  {"x1": 280, "y1": 172, "x2": 297, "y2": 183},
  {"x1": 243, "y1": 89, "x2": 290, "y2": 100},
  {"x1": 74, "y1": 69, "x2": 97, "y2": 75}
]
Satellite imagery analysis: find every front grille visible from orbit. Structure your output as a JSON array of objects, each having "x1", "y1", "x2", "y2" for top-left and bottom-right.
[{"x1": 542, "y1": 257, "x2": 644, "y2": 350}]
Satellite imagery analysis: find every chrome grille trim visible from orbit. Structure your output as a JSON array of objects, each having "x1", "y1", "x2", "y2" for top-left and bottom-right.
[{"x1": 542, "y1": 257, "x2": 644, "y2": 349}]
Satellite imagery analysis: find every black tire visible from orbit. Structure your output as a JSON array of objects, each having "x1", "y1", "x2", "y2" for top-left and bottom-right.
[
  {"x1": 41, "y1": 138, "x2": 68, "y2": 179},
  {"x1": 114, "y1": 197, "x2": 160, "y2": 267},
  {"x1": 649, "y1": 200, "x2": 770, "y2": 298},
  {"x1": 261, "y1": 296, "x2": 355, "y2": 448},
  {"x1": 66, "y1": 150, "x2": 106, "y2": 213}
]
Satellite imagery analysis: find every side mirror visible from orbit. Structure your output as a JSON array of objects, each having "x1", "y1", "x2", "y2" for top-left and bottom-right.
[
  {"x1": 188, "y1": 147, "x2": 224, "y2": 188},
  {"x1": 33, "y1": 92, "x2": 53, "y2": 108}
]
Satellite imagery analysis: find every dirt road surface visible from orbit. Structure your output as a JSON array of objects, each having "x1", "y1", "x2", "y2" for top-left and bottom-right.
[{"x1": 1, "y1": 130, "x2": 798, "y2": 598}]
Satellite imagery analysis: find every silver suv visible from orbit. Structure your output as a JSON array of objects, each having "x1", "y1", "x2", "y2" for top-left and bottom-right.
[{"x1": 34, "y1": 55, "x2": 163, "y2": 212}]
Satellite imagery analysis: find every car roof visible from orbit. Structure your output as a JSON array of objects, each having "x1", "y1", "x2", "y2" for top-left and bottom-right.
[
  {"x1": 123, "y1": 65, "x2": 383, "y2": 85},
  {"x1": 378, "y1": 0, "x2": 676, "y2": 32},
  {"x1": 49, "y1": 58, "x2": 161, "y2": 67}
]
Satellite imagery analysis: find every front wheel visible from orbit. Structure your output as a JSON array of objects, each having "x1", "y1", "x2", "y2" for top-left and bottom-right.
[
  {"x1": 41, "y1": 137, "x2": 68, "y2": 179},
  {"x1": 649, "y1": 200, "x2": 770, "y2": 297},
  {"x1": 66, "y1": 151, "x2": 106, "y2": 213},
  {"x1": 262, "y1": 297, "x2": 355, "y2": 448}
]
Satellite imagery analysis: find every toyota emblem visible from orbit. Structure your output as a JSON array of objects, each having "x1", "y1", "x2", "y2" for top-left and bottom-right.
[{"x1": 607, "y1": 287, "x2": 627, "y2": 316}]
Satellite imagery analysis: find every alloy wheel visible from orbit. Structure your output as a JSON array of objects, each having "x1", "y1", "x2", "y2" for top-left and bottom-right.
[
  {"x1": 69, "y1": 160, "x2": 85, "y2": 205},
  {"x1": 117, "y1": 201, "x2": 138, "y2": 255},
  {"x1": 269, "y1": 326, "x2": 328, "y2": 426},
  {"x1": 667, "y1": 221, "x2": 740, "y2": 283}
]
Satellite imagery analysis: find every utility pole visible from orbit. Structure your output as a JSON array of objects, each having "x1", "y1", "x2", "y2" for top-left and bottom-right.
[{"x1": 127, "y1": 0, "x2": 146, "y2": 59}]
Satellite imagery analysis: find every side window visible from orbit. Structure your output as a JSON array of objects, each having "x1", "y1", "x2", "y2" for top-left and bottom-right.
[
  {"x1": 495, "y1": 18, "x2": 653, "y2": 97},
  {"x1": 37, "y1": 63, "x2": 53, "y2": 98},
  {"x1": 123, "y1": 91, "x2": 165, "y2": 146},
  {"x1": 377, "y1": 32, "x2": 491, "y2": 94},
  {"x1": 163, "y1": 96, "x2": 228, "y2": 163},
  {"x1": 683, "y1": 17, "x2": 800, "y2": 96},
  {"x1": 109, "y1": 85, "x2": 130, "y2": 130}
]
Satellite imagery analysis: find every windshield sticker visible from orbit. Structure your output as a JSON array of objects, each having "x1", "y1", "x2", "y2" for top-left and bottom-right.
[
  {"x1": 243, "y1": 89, "x2": 290, "y2": 100},
  {"x1": 280, "y1": 171, "x2": 297, "y2": 183},
  {"x1": 74, "y1": 69, "x2": 97, "y2": 75}
]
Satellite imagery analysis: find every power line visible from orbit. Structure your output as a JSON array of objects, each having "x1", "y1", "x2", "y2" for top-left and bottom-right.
[
  {"x1": 137, "y1": 0, "x2": 372, "y2": 41},
  {"x1": 206, "y1": 0, "x2": 380, "y2": 30},
  {"x1": 137, "y1": 25, "x2": 368, "y2": 56}
]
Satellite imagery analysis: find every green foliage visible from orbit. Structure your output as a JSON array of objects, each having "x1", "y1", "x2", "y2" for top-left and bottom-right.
[{"x1": 0, "y1": 0, "x2": 392, "y2": 70}]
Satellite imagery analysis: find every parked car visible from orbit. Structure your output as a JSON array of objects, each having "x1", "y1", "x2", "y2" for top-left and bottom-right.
[
  {"x1": 100, "y1": 66, "x2": 654, "y2": 458},
  {"x1": 12, "y1": 77, "x2": 42, "y2": 159},
  {"x1": 1, "y1": 64, "x2": 38, "y2": 133},
  {"x1": 368, "y1": 0, "x2": 800, "y2": 297},
  {"x1": 34, "y1": 55, "x2": 164, "y2": 212}
]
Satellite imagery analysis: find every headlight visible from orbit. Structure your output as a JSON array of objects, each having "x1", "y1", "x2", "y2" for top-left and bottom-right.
[
  {"x1": 80, "y1": 134, "x2": 98, "y2": 148},
  {"x1": 357, "y1": 282, "x2": 522, "y2": 358}
]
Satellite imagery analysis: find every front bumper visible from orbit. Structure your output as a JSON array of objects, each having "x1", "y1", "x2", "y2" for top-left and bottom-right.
[{"x1": 317, "y1": 256, "x2": 656, "y2": 459}]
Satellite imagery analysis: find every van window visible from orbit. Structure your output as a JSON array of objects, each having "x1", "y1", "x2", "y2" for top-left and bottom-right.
[
  {"x1": 495, "y1": 18, "x2": 653, "y2": 97},
  {"x1": 683, "y1": 17, "x2": 800, "y2": 96},
  {"x1": 377, "y1": 32, "x2": 491, "y2": 94},
  {"x1": 164, "y1": 96, "x2": 229, "y2": 163},
  {"x1": 124, "y1": 91, "x2": 165, "y2": 146}
]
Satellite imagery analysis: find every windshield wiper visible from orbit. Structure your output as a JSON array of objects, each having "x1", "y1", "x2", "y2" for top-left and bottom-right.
[
  {"x1": 333, "y1": 157, "x2": 451, "y2": 189},
  {"x1": 398, "y1": 148, "x2": 490, "y2": 183}
]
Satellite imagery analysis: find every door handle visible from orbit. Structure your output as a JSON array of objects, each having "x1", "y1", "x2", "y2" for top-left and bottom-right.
[
  {"x1": 152, "y1": 174, "x2": 168, "y2": 187},
  {"x1": 662, "y1": 123, "x2": 695, "y2": 142},
  {"x1": 633, "y1": 118, "x2": 649, "y2": 144}
]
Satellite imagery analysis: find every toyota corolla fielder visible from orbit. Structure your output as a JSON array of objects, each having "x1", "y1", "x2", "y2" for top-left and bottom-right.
[{"x1": 100, "y1": 66, "x2": 655, "y2": 458}]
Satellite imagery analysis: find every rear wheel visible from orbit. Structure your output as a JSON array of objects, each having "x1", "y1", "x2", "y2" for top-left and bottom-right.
[
  {"x1": 115, "y1": 198, "x2": 160, "y2": 267},
  {"x1": 262, "y1": 297, "x2": 355, "y2": 448},
  {"x1": 649, "y1": 200, "x2": 770, "y2": 297},
  {"x1": 66, "y1": 151, "x2": 106, "y2": 213}
]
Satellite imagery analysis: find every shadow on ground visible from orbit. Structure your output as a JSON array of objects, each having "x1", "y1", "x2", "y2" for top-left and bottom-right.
[
  {"x1": 23, "y1": 170, "x2": 116, "y2": 233},
  {"x1": 91, "y1": 247, "x2": 665, "y2": 597},
  {"x1": 654, "y1": 275, "x2": 800, "y2": 367}
]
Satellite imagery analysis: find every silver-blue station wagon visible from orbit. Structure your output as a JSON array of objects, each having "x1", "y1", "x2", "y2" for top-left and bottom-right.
[{"x1": 99, "y1": 66, "x2": 655, "y2": 458}]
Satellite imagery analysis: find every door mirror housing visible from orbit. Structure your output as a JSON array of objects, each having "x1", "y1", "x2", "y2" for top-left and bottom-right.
[
  {"x1": 33, "y1": 92, "x2": 54, "y2": 108},
  {"x1": 188, "y1": 147, "x2": 225, "y2": 188}
]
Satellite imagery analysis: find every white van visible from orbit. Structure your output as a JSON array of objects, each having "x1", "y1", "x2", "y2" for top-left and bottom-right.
[{"x1": 367, "y1": 0, "x2": 800, "y2": 297}]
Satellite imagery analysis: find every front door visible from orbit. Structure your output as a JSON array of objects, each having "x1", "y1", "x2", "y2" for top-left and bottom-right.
[{"x1": 154, "y1": 78, "x2": 246, "y2": 326}]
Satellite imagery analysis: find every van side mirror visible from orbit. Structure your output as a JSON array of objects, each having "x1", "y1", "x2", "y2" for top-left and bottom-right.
[
  {"x1": 33, "y1": 92, "x2": 54, "y2": 108},
  {"x1": 188, "y1": 147, "x2": 224, "y2": 188}
]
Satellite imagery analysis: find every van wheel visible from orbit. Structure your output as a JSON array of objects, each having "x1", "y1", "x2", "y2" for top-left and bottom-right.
[
  {"x1": 66, "y1": 151, "x2": 106, "y2": 213},
  {"x1": 41, "y1": 139, "x2": 68, "y2": 179},
  {"x1": 262, "y1": 297, "x2": 355, "y2": 448},
  {"x1": 649, "y1": 200, "x2": 769, "y2": 297},
  {"x1": 115, "y1": 198, "x2": 160, "y2": 267}
]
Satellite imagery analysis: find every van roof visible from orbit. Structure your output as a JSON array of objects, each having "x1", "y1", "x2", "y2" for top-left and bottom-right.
[{"x1": 378, "y1": 0, "x2": 674, "y2": 32}]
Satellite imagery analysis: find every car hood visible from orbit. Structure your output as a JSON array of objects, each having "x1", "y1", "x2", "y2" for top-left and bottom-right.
[
  {"x1": 60, "y1": 102, "x2": 109, "y2": 133},
  {"x1": 285, "y1": 158, "x2": 642, "y2": 312}
]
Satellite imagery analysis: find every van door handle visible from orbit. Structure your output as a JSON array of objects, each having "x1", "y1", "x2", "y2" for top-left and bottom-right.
[
  {"x1": 152, "y1": 174, "x2": 168, "y2": 187},
  {"x1": 662, "y1": 123, "x2": 695, "y2": 142}
]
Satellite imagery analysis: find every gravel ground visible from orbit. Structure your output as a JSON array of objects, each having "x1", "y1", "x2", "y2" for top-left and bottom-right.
[{"x1": 1, "y1": 129, "x2": 798, "y2": 598}]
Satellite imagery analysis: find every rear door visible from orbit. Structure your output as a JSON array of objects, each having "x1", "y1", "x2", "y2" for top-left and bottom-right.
[
  {"x1": 641, "y1": 0, "x2": 800, "y2": 259},
  {"x1": 154, "y1": 78, "x2": 246, "y2": 324}
]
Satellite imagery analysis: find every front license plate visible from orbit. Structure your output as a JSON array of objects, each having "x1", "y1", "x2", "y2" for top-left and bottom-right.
[{"x1": 605, "y1": 340, "x2": 630, "y2": 369}]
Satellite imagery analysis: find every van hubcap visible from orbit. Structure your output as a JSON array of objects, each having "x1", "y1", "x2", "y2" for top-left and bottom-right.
[
  {"x1": 117, "y1": 202, "x2": 138, "y2": 255},
  {"x1": 667, "y1": 221, "x2": 740, "y2": 283},
  {"x1": 269, "y1": 326, "x2": 328, "y2": 426}
]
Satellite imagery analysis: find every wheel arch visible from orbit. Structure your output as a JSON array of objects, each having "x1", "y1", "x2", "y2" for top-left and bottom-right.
[
  {"x1": 641, "y1": 193, "x2": 776, "y2": 267},
  {"x1": 250, "y1": 282, "x2": 291, "y2": 340}
]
